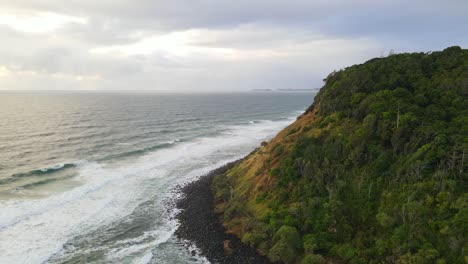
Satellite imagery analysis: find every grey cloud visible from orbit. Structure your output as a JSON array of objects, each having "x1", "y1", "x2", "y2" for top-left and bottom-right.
[
  {"x1": 0, "y1": 28, "x2": 141, "y2": 77},
  {"x1": 4, "y1": 0, "x2": 467, "y2": 32},
  {"x1": 0, "y1": 0, "x2": 466, "y2": 91}
]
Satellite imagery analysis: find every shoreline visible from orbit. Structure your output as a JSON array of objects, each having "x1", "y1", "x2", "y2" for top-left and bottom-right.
[{"x1": 174, "y1": 160, "x2": 271, "y2": 264}]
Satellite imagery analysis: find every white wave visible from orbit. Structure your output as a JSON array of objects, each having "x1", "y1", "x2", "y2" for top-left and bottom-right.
[
  {"x1": 39, "y1": 163, "x2": 66, "y2": 172},
  {"x1": 163, "y1": 138, "x2": 180, "y2": 145},
  {"x1": 133, "y1": 251, "x2": 153, "y2": 264},
  {"x1": 0, "y1": 113, "x2": 298, "y2": 264}
]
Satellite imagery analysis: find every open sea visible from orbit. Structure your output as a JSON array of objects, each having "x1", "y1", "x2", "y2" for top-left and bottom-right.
[{"x1": 0, "y1": 91, "x2": 313, "y2": 264}]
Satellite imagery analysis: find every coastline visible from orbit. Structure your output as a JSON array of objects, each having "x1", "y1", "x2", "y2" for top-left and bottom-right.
[{"x1": 175, "y1": 160, "x2": 271, "y2": 264}]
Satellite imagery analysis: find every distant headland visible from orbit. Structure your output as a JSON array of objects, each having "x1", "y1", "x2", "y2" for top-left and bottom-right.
[{"x1": 251, "y1": 88, "x2": 317, "y2": 92}]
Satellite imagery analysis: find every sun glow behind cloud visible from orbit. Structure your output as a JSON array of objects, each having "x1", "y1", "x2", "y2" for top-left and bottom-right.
[
  {"x1": 92, "y1": 30, "x2": 212, "y2": 56},
  {"x1": 0, "y1": 11, "x2": 87, "y2": 33},
  {"x1": 91, "y1": 28, "x2": 289, "y2": 61}
]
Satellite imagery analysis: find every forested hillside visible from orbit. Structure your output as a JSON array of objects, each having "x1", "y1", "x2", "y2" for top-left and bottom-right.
[{"x1": 212, "y1": 46, "x2": 467, "y2": 263}]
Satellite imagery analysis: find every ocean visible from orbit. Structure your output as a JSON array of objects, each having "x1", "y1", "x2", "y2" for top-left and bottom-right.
[{"x1": 0, "y1": 91, "x2": 314, "y2": 264}]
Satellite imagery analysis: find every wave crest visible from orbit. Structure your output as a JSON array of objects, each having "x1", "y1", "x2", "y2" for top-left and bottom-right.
[{"x1": 0, "y1": 163, "x2": 77, "y2": 185}]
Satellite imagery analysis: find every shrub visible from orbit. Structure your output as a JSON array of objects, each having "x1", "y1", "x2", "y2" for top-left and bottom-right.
[
  {"x1": 273, "y1": 144, "x2": 285, "y2": 157},
  {"x1": 301, "y1": 254, "x2": 325, "y2": 264}
]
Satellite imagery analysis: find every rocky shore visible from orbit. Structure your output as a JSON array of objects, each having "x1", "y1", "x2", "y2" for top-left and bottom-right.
[{"x1": 175, "y1": 161, "x2": 271, "y2": 264}]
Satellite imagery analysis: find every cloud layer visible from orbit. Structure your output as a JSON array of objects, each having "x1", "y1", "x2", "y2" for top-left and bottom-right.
[{"x1": 0, "y1": 0, "x2": 466, "y2": 91}]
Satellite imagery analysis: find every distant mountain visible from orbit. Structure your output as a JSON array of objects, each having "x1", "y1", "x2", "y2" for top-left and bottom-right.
[{"x1": 213, "y1": 47, "x2": 467, "y2": 263}]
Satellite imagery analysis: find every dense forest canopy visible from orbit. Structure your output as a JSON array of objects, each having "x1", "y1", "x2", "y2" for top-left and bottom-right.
[{"x1": 212, "y1": 47, "x2": 467, "y2": 263}]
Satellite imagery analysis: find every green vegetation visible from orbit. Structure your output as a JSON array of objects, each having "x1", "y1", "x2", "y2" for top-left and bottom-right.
[{"x1": 212, "y1": 47, "x2": 467, "y2": 263}]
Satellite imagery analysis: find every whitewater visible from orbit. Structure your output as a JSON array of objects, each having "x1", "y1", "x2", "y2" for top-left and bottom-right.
[{"x1": 0, "y1": 92, "x2": 313, "y2": 263}]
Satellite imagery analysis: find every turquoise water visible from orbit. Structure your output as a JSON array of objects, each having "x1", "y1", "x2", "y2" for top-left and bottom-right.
[{"x1": 0, "y1": 91, "x2": 314, "y2": 263}]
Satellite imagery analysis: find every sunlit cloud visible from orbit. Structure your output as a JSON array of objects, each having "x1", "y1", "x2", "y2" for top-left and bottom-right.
[
  {"x1": 0, "y1": 11, "x2": 87, "y2": 33},
  {"x1": 0, "y1": 65, "x2": 101, "y2": 80},
  {"x1": 91, "y1": 29, "x2": 287, "y2": 60}
]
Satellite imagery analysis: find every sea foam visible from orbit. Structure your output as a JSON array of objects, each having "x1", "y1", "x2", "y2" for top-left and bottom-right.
[{"x1": 0, "y1": 113, "x2": 297, "y2": 264}]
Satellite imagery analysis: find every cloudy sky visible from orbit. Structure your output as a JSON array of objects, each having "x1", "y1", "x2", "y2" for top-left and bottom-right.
[{"x1": 0, "y1": 0, "x2": 466, "y2": 91}]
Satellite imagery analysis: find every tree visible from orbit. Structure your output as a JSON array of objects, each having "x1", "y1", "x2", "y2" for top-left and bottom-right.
[{"x1": 268, "y1": 226, "x2": 302, "y2": 263}]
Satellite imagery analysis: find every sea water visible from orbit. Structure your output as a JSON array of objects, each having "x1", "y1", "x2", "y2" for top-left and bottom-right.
[{"x1": 0, "y1": 91, "x2": 314, "y2": 264}]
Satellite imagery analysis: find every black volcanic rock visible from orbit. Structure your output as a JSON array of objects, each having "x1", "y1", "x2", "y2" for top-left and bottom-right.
[{"x1": 175, "y1": 162, "x2": 272, "y2": 264}]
